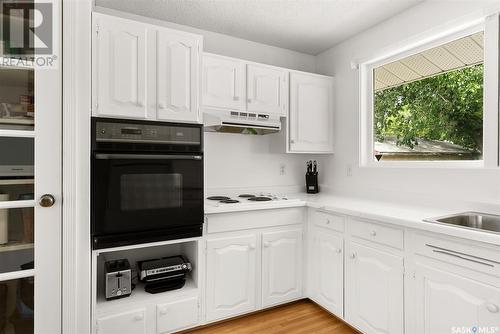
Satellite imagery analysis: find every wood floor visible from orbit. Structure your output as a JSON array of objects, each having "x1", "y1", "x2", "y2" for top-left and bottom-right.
[{"x1": 187, "y1": 299, "x2": 360, "y2": 334}]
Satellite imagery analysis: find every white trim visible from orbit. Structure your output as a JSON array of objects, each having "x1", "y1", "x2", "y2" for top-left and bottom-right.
[
  {"x1": 0, "y1": 269, "x2": 35, "y2": 281},
  {"x1": 359, "y1": 16, "x2": 498, "y2": 168},
  {"x1": 0, "y1": 129, "x2": 34, "y2": 138},
  {"x1": 62, "y1": 0, "x2": 92, "y2": 334},
  {"x1": 0, "y1": 200, "x2": 35, "y2": 209}
]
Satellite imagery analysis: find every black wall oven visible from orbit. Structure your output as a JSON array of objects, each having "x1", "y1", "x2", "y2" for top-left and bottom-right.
[{"x1": 91, "y1": 117, "x2": 204, "y2": 249}]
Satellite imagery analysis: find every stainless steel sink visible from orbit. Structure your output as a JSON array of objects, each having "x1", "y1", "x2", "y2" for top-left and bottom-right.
[{"x1": 424, "y1": 212, "x2": 500, "y2": 234}]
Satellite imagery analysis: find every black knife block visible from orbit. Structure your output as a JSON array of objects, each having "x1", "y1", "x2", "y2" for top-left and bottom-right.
[{"x1": 306, "y1": 173, "x2": 319, "y2": 194}]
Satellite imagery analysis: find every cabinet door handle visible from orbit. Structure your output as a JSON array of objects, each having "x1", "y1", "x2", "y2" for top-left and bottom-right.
[
  {"x1": 325, "y1": 219, "x2": 330, "y2": 225},
  {"x1": 264, "y1": 242, "x2": 270, "y2": 248},
  {"x1": 290, "y1": 139, "x2": 295, "y2": 144},
  {"x1": 159, "y1": 308, "x2": 167, "y2": 315},
  {"x1": 336, "y1": 248, "x2": 342, "y2": 254},
  {"x1": 134, "y1": 314, "x2": 144, "y2": 321},
  {"x1": 158, "y1": 103, "x2": 166, "y2": 109},
  {"x1": 249, "y1": 244, "x2": 256, "y2": 250},
  {"x1": 370, "y1": 230, "x2": 377, "y2": 236},
  {"x1": 350, "y1": 252, "x2": 356, "y2": 259},
  {"x1": 486, "y1": 303, "x2": 499, "y2": 313}
]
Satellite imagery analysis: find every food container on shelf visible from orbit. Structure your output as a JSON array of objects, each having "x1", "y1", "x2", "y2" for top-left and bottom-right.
[{"x1": 0, "y1": 193, "x2": 9, "y2": 245}]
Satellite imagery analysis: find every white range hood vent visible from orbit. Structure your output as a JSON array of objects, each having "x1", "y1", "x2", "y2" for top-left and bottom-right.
[{"x1": 203, "y1": 110, "x2": 281, "y2": 135}]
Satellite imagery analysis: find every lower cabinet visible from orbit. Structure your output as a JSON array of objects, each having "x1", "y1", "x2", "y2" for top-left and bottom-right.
[
  {"x1": 413, "y1": 259, "x2": 500, "y2": 334},
  {"x1": 346, "y1": 241, "x2": 404, "y2": 334},
  {"x1": 205, "y1": 227, "x2": 304, "y2": 321},
  {"x1": 262, "y1": 229, "x2": 303, "y2": 307},
  {"x1": 310, "y1": 227, "x2": 344, "y2": 318},
  {"x1": 96, "y1": 309, "x2": 146, "y2": 334},
  {"x1": 156, "y1": 297, "x2": 200, "y2": 334},
  {"x1": 205, "y1": 234, "x2": 258, "y2": 321}
]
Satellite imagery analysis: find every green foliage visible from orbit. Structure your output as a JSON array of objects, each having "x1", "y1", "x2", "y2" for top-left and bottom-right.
[{"x1": 374, "y1": 64, "x2": 483, "y2": 152}]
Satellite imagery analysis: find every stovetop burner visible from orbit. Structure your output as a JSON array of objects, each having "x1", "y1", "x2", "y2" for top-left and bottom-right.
[
  {"x1": 238, "y1": 194, "x2": 256, "y2": 198},
  {"x1": 207, "y1": 196, "x2": 231, "y2": 201},
  {"x1": 220, "y1": 199, "x2": 240, "y2": 204},
  {"x1": 247, "y1": 196, "x2": 272, "y2": 202}
]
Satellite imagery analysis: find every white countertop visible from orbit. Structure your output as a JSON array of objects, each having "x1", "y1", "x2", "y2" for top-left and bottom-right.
[{"x1": 205, "y1": 192, "x2": 500, "y2": 246}]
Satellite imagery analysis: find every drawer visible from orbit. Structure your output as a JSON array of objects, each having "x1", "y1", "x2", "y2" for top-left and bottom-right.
[
  {"x1": 314, "y1": 210, "x2": 345, "y2": 232},
  {"x1": 156, "y1": 296, "x2": 199, "y2": 333},
  {"x1": 413, "y1": 233, "x2": 500, "y2": 278},
  {"x1": 350, "y1": 219, "x2": 404, "y2": 249}
]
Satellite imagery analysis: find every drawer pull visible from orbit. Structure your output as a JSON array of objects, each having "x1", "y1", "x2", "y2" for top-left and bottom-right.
[
  {"x1": 370, "y1": 230, "x2": 377, "y2": 236},
  {"x1": 326, "y1": 219, "x2": 331, "y2": 225},
  {"x1": 264, "y1": 242, "x2": 270, "y2": 248},
  {"x1": 159, "y1": 308, "x2": 167, "y2": 315},
  {"x1": 426, "y1": 244, "x2": 500, "y2": 265},
  {"x1": 486, "y1": 303, "x2": 499, "y2": 313},
  {"x1": 432, "y1": 250, "x2": 494, "y2": 267},
  {"x1": 134, "y1": 314, "x2": 144, "y2": 321},
  {"x1": 336, "y1": 248, "x2": 342, "y2": 254},
  {"x1": 249, "y1": 244, "x2": 256, "y2": 250},
  {"x1": 350, "y1": 252, "x2": 357, "y2": 259}
]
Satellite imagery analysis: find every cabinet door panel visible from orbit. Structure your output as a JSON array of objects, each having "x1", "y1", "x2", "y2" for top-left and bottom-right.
[
  {"x1": 157, "y1": 31, "x2": 200, "y2": 123},
  {"x1": 346, "y1": 241, "x2": 404, "y2": 334},
  {"x1": 289, "y1": 73, "x2": 333, "y2": 153},
  {"x1": 156, "y1": 297, "x2": 199, "y2": 333},
  {"x1": 311, "y1": 228, "x2": 343, "y2": 317},
  {"x1": 96, "y1": 309, "x2": 146, "y2": 334},
  {"x1": 262, "y1": 229, "x2": 302, "y2": 307},
  {"x1": 414, "y1": 261, "x2": 500, "y2": 334},
  {"x1": 202, "y1": 54, "x2": 245, "y2": 110},
  {"x1": 247, "y1": 64, "x2": 287, "y2": 115},
  {"x1": 94, "y1": 14, "x2": 148, "y2": 119},
  {"x1": 206, "y1": 234, "x2": 257, "y2": 321}
]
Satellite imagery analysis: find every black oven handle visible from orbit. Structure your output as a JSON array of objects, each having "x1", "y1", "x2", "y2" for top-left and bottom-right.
[{"x1": 95, "y1": 153, "x2": 202, "y2": 160}]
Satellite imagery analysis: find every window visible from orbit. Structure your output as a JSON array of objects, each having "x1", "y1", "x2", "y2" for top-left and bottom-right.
[{"x1": 360, "y1": 18, "x2": 499, "y2": 167}]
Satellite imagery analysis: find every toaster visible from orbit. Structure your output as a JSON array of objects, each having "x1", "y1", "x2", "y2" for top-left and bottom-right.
[{"x1": 104, "y1": 259, "x2": 132, "y2": 300}]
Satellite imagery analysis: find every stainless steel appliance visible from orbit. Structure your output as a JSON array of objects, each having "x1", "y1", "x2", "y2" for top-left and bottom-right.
[
  {"x1": 91, "y1": 118, "x2": 204, "y2": 249},
  {"x1": 104, "y1": 259, "x2": 132, "y2": 300},
  {"x1": 137, "y1": 255, "x2": 192, "y2": 294}
]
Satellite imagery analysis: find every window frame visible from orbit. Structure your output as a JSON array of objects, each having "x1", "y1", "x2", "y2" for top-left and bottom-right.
[{"x1": 359, "y1": 15, "x2": 499, "y2": 169}]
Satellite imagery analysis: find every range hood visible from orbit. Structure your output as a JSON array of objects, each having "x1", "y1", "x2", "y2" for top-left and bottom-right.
[{"x1": 203, "y1": 110, "x2": 281, "y2": 135}]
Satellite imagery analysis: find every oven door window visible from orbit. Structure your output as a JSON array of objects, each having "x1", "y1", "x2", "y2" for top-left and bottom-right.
[
  {"x1": 93, "y1": 155, "x2": 203, "y2": 235},
  {"x1": 120, "y1": 173, "x2": 182, "y2": 211}
]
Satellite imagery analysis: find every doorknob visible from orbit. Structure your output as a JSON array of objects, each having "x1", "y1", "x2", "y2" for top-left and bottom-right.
[{"x1": 39, "y1": 194, "x2": 55, "y2": 207}]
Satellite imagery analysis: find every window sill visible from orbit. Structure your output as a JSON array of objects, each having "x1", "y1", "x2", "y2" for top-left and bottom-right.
[{"x1": 360, "y1": 160, "x2": 489, "y2": 169}]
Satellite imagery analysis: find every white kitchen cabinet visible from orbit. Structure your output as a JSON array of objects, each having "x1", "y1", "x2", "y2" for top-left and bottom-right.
[
  {"x1": 262, "y1": 228, "x2": 303, "y2": 307},
  {"x1": 346, "y1": 241, "x2": 404, "y2": 334},
  {"x1": 93, "y1": 14, "x2": 149, "y2": 119},
  {"x1": 93, "y1": 13, "x2": 202, "y2": 123},
  {"x1": 412, "y1": 260, "x2": 500, "y2": 334},
  {"x1": 202, "y1": 54, "x2": 245, "y2": 111},
  {"x1": 96, "y1": 309, "x2": 146, "y2": 334},
  {"x1": 246, "y1": 64, "x2": 287, "y2": 115},
  {"x1": 289, "y1": 72, "x2": 334, "y2": 153},
  {"x1": 156, "y1": 30, "x2": 201, "y2": 123},
  {"x1": 206, "y1": 234, "x2": 258, "y2": 321},
  {"x1": 310, "y1": 228, "x2": 344, "y2": 318},
  {"x1": 156, "y1": 297, "x2": 199, "y2": 334}
]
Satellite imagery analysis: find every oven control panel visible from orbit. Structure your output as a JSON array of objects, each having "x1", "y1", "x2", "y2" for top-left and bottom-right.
[{"x1": 95, "y1": 120, "x2": 201, "y2": 144}]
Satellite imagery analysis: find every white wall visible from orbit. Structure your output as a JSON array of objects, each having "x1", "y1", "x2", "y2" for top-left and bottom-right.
[
  {"x1": 316, "y1": 1, "x2": 500, "y2": 205},
  {"x1": 95, "y1": 6, "x2": 320, "y2": 191}
]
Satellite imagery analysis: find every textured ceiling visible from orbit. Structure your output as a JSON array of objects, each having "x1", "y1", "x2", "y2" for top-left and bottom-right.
[{"x1": 95, "y1": 0, "x2": 423, "y2": 55}]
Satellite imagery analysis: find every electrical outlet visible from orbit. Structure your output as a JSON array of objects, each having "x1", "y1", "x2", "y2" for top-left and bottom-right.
[
  {"x1": 279, "y1": 163, "x2": 286, "y2": 176},
  {"x1": 346, "y1": 164, "x2": 353, "y2": 177}
]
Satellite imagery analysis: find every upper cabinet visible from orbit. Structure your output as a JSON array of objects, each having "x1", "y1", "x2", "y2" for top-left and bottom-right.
[
  {"x1": 202, "y1": 54, "x2": 245, "y2": 111},
  {"x1": 289, "y1": 72, "x2": 334, "y2": 153},
  {"x1": 246, "y1": 64, "x2": 288, "y2": 115},
  {"x1": 156, "y1": 30, "x2": 200, "y2": 123},
  {"x1": 93, "y1": 14, "x2": 149, "y2": 119},
  {"x1": 201, "y1": 54, "x2": 287, "y2": 117},
  {"x1": 92, "y1": 13, "x2": 202, "y2": 123}
]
